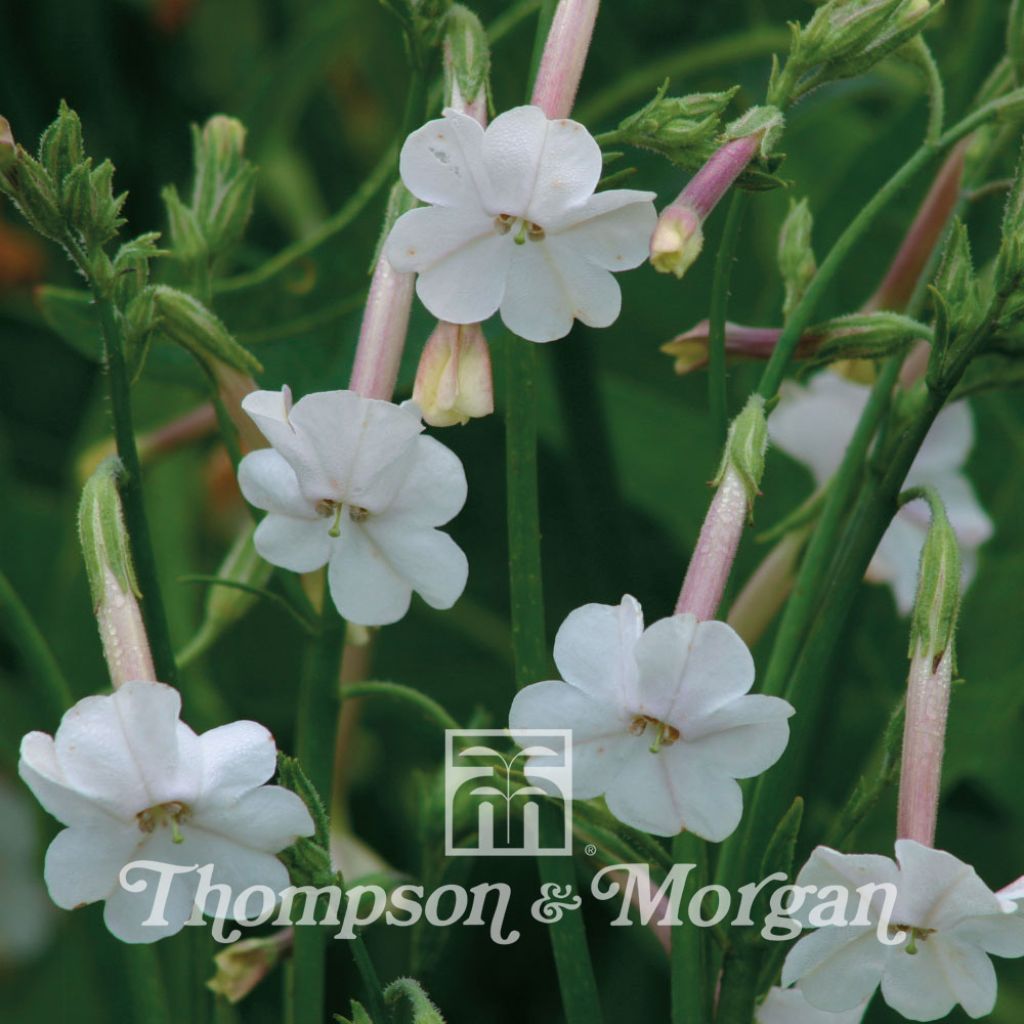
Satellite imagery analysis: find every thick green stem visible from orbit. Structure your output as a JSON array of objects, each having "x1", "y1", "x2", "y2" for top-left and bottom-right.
[
  {"x1": 708, "y1": 192, "x2": 748, "y2": 443},
  {"x1": 0, "y1": 568, "x2": 73, "y2": 718},
  {"x1": 96, "y1": 295, "x2": 177, "y2": 685},
  {"x1": 670, "y1": 833, "x2": 709, "y2": 1024},
  {"x1": 123, "y1": 942, "x2": 172, "y2": 1024}
]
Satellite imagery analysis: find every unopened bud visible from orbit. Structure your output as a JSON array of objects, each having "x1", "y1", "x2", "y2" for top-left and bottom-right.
[
  {"x1": 78, "y1": 458, "x2": 156, "y2": 688},
  {"x1": 778, "y1": 197, "x2": 816, "y2": 316},
  {"x1": 38, "y1": 100, "x2": 83, "y2": 191},
  {"x1": 650, "y1": 204, "x2": 703, "y2": 278},
  {"x1": 0, "y1": 116, "x2": 17, "y2": 171},
  {"x1": 191, "y1": 115, "x2": 256, "y2": 255},
  {"x1": 443, "y1": 6, "x2": 489, "y2": 123},
  {"x1": 152, "y1": 285, "x2": 262, "y2": 376},
  {"x1": 384, "y1": 978, "x2": 446, "y2": 1024},
  {"x1": 715, "y1": 393, "x2": 769, "y2": 507},
  {"x1": 207, "y1": 929, "x2": 293, "y2": 1004},
  {"x1": 413, "y1": 321, "x2": 494, "y2": 427}
]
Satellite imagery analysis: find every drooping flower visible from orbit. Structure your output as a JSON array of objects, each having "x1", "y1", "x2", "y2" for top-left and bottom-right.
[
  {"x1": 0, "y1": 778, "x2": 53, "y2": 964},
  {"x1": 768, "y1": 371, "x2": 992, "y2": 613},
  {"x1": 413, "y1": 320, "x2": 494, "y2": 427},
  {"x1": 18, "y1": 681, "x2": 314, "y2": 944},
  {"x1": 757, "y1": 986, "x2": 869, "y2": 1024},
  {"x1": 508, "y1": 596, "x2": 793, "y2": 840},
  {"x1": 237, "y1": 388, "x2": 469, "y2": 627},
  {"x1": 385, "y1": 105, "x2": 657, "y2": 343},
  {"x1": 782, "y1": 841, "x2": 1024, "y2": 1021}
]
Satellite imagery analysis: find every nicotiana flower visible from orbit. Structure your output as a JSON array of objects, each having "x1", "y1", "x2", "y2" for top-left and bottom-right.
[
  {"x1": 508, "y1": 596, "x2": 793, "y2": 840},
  {"x1": 0, "y1": 778, "x2": 53, "y2": 964},
  {"x1": 237, "y1": 388, "x2": 469, "y2": 627},
  {"x1": 19, "y1": 681, "x2": 314, "y2": 944},
  {"x1": 769, "y1": 371, "x2": 992, "y2": 613},
  {"x1": 757, "y1": 986, "x2": 869, "y2": 1024},
  {"x1": 385, "y1": 105, "x2": 657, "y2": 343},
  {"x1": 783, "y1": 841, "x2": 1024, "y2": 1021}
]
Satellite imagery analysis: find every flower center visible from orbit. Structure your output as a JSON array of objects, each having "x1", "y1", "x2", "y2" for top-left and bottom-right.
[
  {"x1": 629, "y1": 714, "x2": 681, "y2": 753},
  {"x1": 888, "y1": 924, "x2": 936, "y2": 954},
  {"x1": 494, "y1": 213, "x2": 546, "y2": 244},
  {"x1": 316, "y1": 499, "x2": 371, "y2": 536},
  {"x1": 137, "y1": 800, "x2": 190, "y2": 844}
]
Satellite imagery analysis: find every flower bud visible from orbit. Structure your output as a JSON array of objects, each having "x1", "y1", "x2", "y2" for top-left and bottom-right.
[
  {"x1": 207, "y1": 929, "x2": 293, "y2": 1003},
  {"x1": 177, "y1": 524, "x2": 273, "y2": 668},
  {"x1": 778, "y1": 197, "x2": 816, "y2": 316},
  {"x1": 649, "y1": 204, "x2": 703, "y2": 278},
  {"x1": 413, "y1": 321, "x2": 494, "y2": 427},
  {"x1": 78, "y1": 458, "x2": 156, "y2": 688},
  {"x1": 191, "y1": 115, "x2": 256, "y2": 256},
  {"x1": 443, "y1": 5, "x2": 489, "y2": 123},
  {"x1": 715, "y1": 393, "x2": 769, "y2": 507},
  {"x1": 0, "y1": 116, "x2": 15, "y2": 171},
  {"x1": 152, "y1": 285, "x2": 262, "y2": 376},
  {"x1": 38, "y1": 100, "x2": 83, "y2": 192}
]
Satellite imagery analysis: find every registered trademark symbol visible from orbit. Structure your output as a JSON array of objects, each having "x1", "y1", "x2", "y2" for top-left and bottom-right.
[{"x1": 584, "y1": 843, "x2": 597, "y2": 857}]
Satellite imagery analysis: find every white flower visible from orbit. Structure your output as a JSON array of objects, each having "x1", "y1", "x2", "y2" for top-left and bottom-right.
[
  {"x1": 508, "y1": 596, "x2": 794, "y2": 840},
  {"x1": 769, "y1": 371, "x2": 992, "y2": 613},
  {"x1": 385, "y1": 104, "x2": 657, "y2": 343},
  {"x1": 18, "y1": 681, "x2": 314, "y2": 943},
  {"x1": 238, "y1": 388, "x2": 469, "y2": 627},
  {"x1": 757, "y1": 986, "x2": 869, "y2": 1024},
  {"x1": 783, "y1": 841, "x2": 1024, "y2": 1021},
  {"x1": 0, "y1": 778, "x2": 54, "y2": 964}
]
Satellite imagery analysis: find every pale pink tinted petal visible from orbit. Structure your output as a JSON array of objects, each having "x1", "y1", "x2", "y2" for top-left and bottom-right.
[
  {"x1": 524, "y1": 117, "x2": 603, "y2": 225},
  {"x1": 192, "y1": 786, "x2": 313, "y2": 851},
  {"x1": 551, "y1": 189, "x2": 658, "y2": 269},
  {"x1": 197, "y1": 721, "x2": 277, "y2": 806},
  {"x1": 237, "y1": 449, "x2": 315, "y2": 519},
  {"x1": 327, "y1": 519, "x2": 413, "y2": 626},
  {"x1": 362, "y1": 518, "x2": 468, "y2": 612},
  {"x1": 252, "y1": 514, "x2": 332, "y2": 574},
  {"x1": 383, "y1": 436, "x2": 467, "y2": 527},
  {"x1": 783, "y1": 925, "x2": 885, "y2": 1011},
  {"x1": 19, "y1": 732, "x2": 123, "y2": 826},
  {"x1": 509, "y1": 680, "x2": 634, "y2": 799},
  {"x1": 399, "y1": 111, "x2": 489, "y2": 209},
  {"x1": 481, "y1": 105, "x2": 550, "y2": 216},
  {"x1": 879, "y1": 940, "x2": 960, "y2": 1021},
  {"x1": 415, "y1": 229, "x2": 513, "y2": 326},
  {"x1": 43, "y1": 823, "x2": 142, "y2": 909},
  {"x1": 552, "y1": 596, "x2": 644, "y2": 708}
]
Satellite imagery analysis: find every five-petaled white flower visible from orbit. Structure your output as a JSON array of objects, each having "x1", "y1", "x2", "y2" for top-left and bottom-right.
[
  {"x1": 385, "y1": 104, "x2": 657, "y2": 343},
  {"x1": 508, "y1": 596, "x2": 794, "y2": 840},
  {"x1": 238, "y1": 388, "x2": 469, "y2": 627},
  {"x1": 782, "y1": 841, "x2": 1024, "y2": 1021},
  {"x1": 757, "y1": 986, "x2": 869, "y2": 1024},
  {"x1": 769, "y1": 371, "x2": 992, "y2": 614},
  {"x1": 18, "y1": 681, "x2": 314, "y2": 944}
]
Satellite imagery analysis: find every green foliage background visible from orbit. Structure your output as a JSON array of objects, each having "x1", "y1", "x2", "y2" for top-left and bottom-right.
[{"x1": 0, "y1": 0, "x2": 1021, "y2": 1021}]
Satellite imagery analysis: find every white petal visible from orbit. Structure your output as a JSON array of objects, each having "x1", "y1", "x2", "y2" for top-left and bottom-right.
[
  {"x1": 180, "y1": 827, "x2": 292, "y2": 911},
  {"x1": 794, "y1": 846, "x2": 901, "y2": 925},
  {"x1": 362, "y1": 517, "x2": 468, "y2": 612},
  {"x1": 252, "y1": 514, "x2": 332, "y2": 573},
  {"x1": 237, "y1": 449, "x2": 316, "y2": 519},
  {"x1": 55, "y1": 682, "x2": 201, "y2": 815},
  {"x1": 634, "y1": 615, "x2": 756, "y2": 729},
  {"x1": 685, "y1": 695, "x2": 793, "y2": 778},
  {"x1": 953, "y1": 911, "x2": 1024, "y2": 958},
  {"x1": 499, "y1": 239, "x2": 621, "y2": 342},
  {"x1": 551, "y1": 189, "x2": 658, "y2": 270},
  {"x1": 509, "y1": 680, "x2": 634, "y2": 799},
  {"x1": 399, "y1": 111, "x2": 489, "y2": 210},
  {"x1": 192, "y1": 786, "x2": 314, "y2": 852},
  {"x1": 879, "y1": 940, "x2": 961, "y2": 1021},
  {"x1": 768, "y1": 374, "x2": 867, "y2": 486},
  {"x1": 783, "y1": 925, "x2": 886, "y2": 1012},
  {"x1": 756, "y1": 987, "x2": 870, "y2": 1024},
  {"x1": 479, "y1": 106, "x2": 550, "y2": 217},
  {"x1": 911, "y1": 400, "x2": 974, "y2": 477},
  {"x1": 326, "y1": 518, "x2": 413, "y2": 626},
  {"x1": 523, "y1": 117, "x2": 603, "y2": 226},
  {"x1": 43, "y1": 823, "x2": 142, "y2": 909},
  {"x1": 197, "y1": 721, "x2": 278, "y2": 807},
  {"x1": 241, "y1": 389, "x2": 324, "y2": 490},
  {"x1": 383, "y1": 435, "x2": 467, "y2": 528},
  {"x1": 551, "y1": 596, "x2": 644, "y2": 708},
  {"x1": 19, "y1": 732, "x2": 122, "y2": 827},
  {"x1": 934, "y1": 938, "x2": 1000, "y2": 1019},
  {"x1": 388, "y1": 204, "x2": 498, "y2": 271}
]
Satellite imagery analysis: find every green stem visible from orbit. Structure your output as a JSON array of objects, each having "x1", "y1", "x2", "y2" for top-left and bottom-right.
[
  {"x1": 756, "y1": 88, "x2": 1024, "y2": 401},
  {"x1": 96, "y1": 295, "x2": 178, "y2": 685},
  {"x1": 0, "y1": 568, "x2": 73, "y2": 718},
  {"x1": 342, "y1": 680, "x2": 461, "y2": 732},
  {"x1": 123, "y1": 943, "x2": 172, "y2": 1024},
  {"x1": 670, "y1": 833, "x2": 709, "y2": 1024},
  {"x1": 715, "y1": 944, "x2": 761, "y2": 1024},
  {"x1": 707, "y1": 192, "x2": 748, "y2": 443}
]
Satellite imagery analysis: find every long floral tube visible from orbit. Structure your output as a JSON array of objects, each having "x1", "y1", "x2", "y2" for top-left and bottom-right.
[{"x1": 531, "y1": 0, "x2": 600, "y2": 119}]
